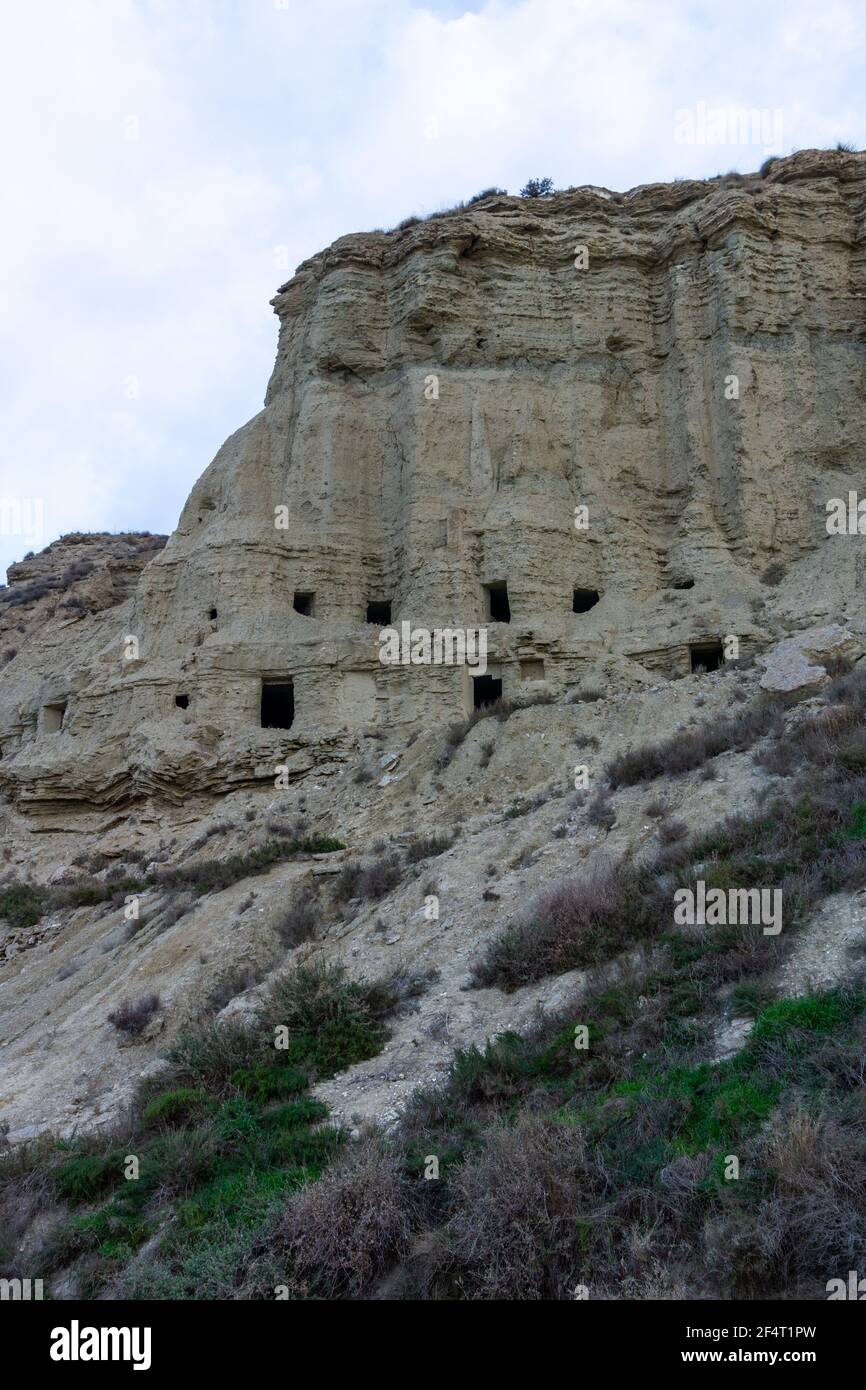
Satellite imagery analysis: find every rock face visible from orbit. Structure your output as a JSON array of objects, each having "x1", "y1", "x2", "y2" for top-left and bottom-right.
[
  {"x1": 2, "y1": 148, "x2": 866, "y2": 810},
  {"x1": 759, "y1": 624, "x2": 863, "y2": 694}
]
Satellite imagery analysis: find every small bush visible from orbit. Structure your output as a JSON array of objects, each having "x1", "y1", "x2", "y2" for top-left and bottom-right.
[
  {"x1": 761, "y1": 561, "x2": 787, "y2": 586},
  {"x1": 606, "y1": 701, "x2": 783, "y2": 788},
  {"x1": 587, "y1": 791, "x2": 616, "y2": 830},
  {"x1": 520, "y1": 176, "x2": 554, "y2": 198},
  {"x1": 468, "y1": 186, "x2": 507, "y2": 203},
  {"x1": 168, "y1": 1021, "x2": 264, "y2": 1095},
  {"x1": 54, "y1": 1152, "x2": 125, "y2": 1203},
  {"x1": 0, "y1": 882, "x2": 50, "y2": 930},
  {"x1": 274, "y1": 892, "x2": 319, "y2": 947},
  {"x1": 430, "y1": 1115, "x2": 592, "y2": 1299},
  {"x1": 142, "y1": 1088, "x2": 209, "y2": 1130},
  {"x1": 473, "y1": 859, "x2": 667, "y2": 990},
  {"x1": 108, "y1": 993, "x2": 161, "y2": 1036},
  {"x1": 155, "y1": 836, "x2": 344, "y2": 898},
  {"x1": 406, "y1": 834, "x2": 453, "y2": 864},
  {"x1": 261, "y1": 961, "x2": 394, "y2": 1078},
  {"x1": 334, "y1": 854, "x2": 401, "y2": 902},
  {"x1": 658, "y1": 817, "x2": 688, "y2": 844},
  {"x1": 277, "y1": 1135, "x2": 415, "y2": 1299},
  {"x1": 360, "y1": 855, "x2": 402, "y2": 900}
]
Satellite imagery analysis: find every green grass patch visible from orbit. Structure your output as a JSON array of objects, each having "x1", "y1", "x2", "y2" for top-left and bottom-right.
[
  {"x1": 0, "y1": 954, "x2": 399, "y2": 1299},
  {"x1": 0, "y1": 882, "x2": 50, "y2": 929}
]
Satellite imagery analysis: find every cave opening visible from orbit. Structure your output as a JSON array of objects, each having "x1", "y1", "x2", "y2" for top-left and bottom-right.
[
  {"x1": 261, "y1": 680, "x2": 295, "y2": 729},
  {"x1": 366, "y1": 600, "x2": 392, "y2": 625},
  {"x1": 485, "y1": 582, "x2": 511, "y2": 623},
  {"x1": 690, "y1": 641, "x2": 724, "y2": 674},
  {"x1": 573, "y1": 588, "x2": 600, "y2": 613},
  {"x1": 473, "y1": 674, "x2": 503, "y2": 709}
]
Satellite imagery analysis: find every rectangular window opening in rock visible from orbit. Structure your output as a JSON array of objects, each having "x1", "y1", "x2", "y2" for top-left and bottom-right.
[
  {"x1": 690, "y1": 640, "x2": 724, "y2": 674},
  {"x1": 293, "y1": 591, "x2": 315, "y2": 616},
  {"x1": 366, "y1": 600, "x2": 392, "y2": 625},
  {"x1": 43, "y1": 703, "x2": 66, "y2": 733},
  {"x1": 208, "y1": 607, "x2": 218, "y2": 621},
  {"x1": 473, "y1": 674, "x2": 503, "y2": 709},
  {"x1": 175, "y1": 694, "x2": 190, "y2": 710},
  {"x1": 485, "y1": 582, "x2": 511, "y2": 623},
  {"x1": 261, "y1": 679, "x2": 295, "y2": 729},
  {"x1": 572, "y1": 588, "x2": 600, "y2": 613},
  {"x1": 519, "y1": 658, "x2": 545, "y2": 681}
]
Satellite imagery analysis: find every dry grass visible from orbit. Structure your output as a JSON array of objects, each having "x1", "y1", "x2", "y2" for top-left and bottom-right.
[
  {"x1": 277, "y1": 1134, "x2": 416, "y2": 1298},
  {"x1": 274, "y1": 890, "x2": 319, "y2": 947},
  {"x1": 108, "y1": 993, "x2": 161, "y2": 1035},
  {"x1": 415, "y1": 1115, "x2": 595, "y2": 1300},
  {"x1": 606, "y1": 700, "x2": 784, "y2": 787}
]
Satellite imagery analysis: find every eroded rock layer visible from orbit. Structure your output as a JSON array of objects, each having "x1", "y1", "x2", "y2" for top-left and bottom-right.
[{"x1": 2, "y1": 149, "x2": 865, "y2": 809}]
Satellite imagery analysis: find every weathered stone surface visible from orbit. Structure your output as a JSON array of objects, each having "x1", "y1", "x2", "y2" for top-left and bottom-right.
[
  {"x1": 2, "y1": 149, "x2": 865, "y2": 809},
  {"x1": 2, "y1": 151, "x2": 866, "y2": 1142},
  {"x1": 759, "y1": 623, "x2": 863, "y2": 693}
]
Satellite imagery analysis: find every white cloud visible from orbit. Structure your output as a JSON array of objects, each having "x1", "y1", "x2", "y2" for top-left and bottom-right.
[{"x1": 0, "y1": 0, "x2": 863, "y2": 579}]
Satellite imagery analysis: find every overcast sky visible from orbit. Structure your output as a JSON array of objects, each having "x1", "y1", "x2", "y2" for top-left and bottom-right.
[{"x1": 0, "y1": 0, "x2": 864, "y2": 582}]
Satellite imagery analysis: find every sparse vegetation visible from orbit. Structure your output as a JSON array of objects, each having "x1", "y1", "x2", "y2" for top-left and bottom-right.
[
  {"x1": 587, "y1": 790, "x2": 616, "y2": 830},
  {"x1": 605, "y1": 699, "x2": 783, "y2": 787},
  {"x1": 333, "y1": 851, "x2": 402, "y2": 903},
  {"x1": 0, "y1": 959, "x2": 403, "y2": 1297},
  {"x1": 520, "y1": 176, "x2": 554, "y2": 197},
  {"x1": 406, "y1": 833, "x2": 453, "y2": 863},
  {"x1": 273, "y1": 891, "x2": 319, "y2": 948},
  {"x1": 444, "y1": 690, "x2": 556, "y2": 753},
  {"x1": 476, "y1": 667, "x2": 866, "y2": 992},
  {"x1": 0, "y1": 834, "x2": 346, "y2": 935},
  {"x1": 108, "y1": 993, "x2": 161, "y2": 1036},
  {"x1": 569, "y1": 686, "x2": 605, "y2": 703},
  {"x1": 762, "y1": 561, "x2": 787, "y2": 586}
]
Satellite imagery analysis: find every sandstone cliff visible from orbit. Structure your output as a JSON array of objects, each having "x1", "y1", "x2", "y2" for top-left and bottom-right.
[
  {"x1": 1, "y1": 147, "x2": 865, "y2": 1161},
  {"x1": 2, "y1": 148, "x2": 864, "y2": 813}
]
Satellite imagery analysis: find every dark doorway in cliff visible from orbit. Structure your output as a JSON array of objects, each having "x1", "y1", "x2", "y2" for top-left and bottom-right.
[
  {"x1": 485, "y1": 582, "x2": 511, "y2": 623},
  {"x1": 294, "y1": 592, "x2": 314, "y2": 616},
  {"x1": 208, "y1": 608, "x2": 218, "y2": 622},
  {"x1": 261, "y1": 680, "x2": 295, "y2": 729},
  {"x1": 175, "y1": 694, "x2": 189, "y2": 710},
  {"x1": 366, "y1": 600, "x2": 392, "y2": 625},
  {"x1": 573, "y1": 588, "x2": 600, "y2": 613},
  {"x1": 690, "y1": 640, "x2": 724, "y2": 674},
  {"x1": 473, "y1": 674, "x2": 503, "y2": 709}
]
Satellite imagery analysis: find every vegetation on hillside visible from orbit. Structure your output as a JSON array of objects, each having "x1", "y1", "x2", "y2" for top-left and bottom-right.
[{"x1": 4, "y1": 669, "x2": 866, "y2": 1298}]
